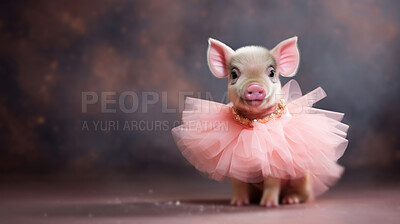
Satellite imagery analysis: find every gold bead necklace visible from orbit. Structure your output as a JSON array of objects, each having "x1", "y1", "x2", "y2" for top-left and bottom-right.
[{"x1": 232, "y1": 99, "x2": 287, "y2": 127}]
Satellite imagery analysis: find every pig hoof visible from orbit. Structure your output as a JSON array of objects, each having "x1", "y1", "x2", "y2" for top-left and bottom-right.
[
  {"x1": 260, "y1": 188, "x2": 279, "y2": 208},
  {"x1": 230, "y1": 198, "x2": 249, "y2": 207},
  {"x1": 282, "y1": 194, "x2": 305, "y2": 205},
  {"x1": 260, "y1": 193, "x2": 279, "y2": 208},
  {"x1": 260, "y1": 200, "x2": 278, "y2": 208}
]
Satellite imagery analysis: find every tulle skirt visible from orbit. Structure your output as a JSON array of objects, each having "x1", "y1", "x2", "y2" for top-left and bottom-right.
[{"x1": 171, "y1": 80, "x2": 349, "y2": 195}]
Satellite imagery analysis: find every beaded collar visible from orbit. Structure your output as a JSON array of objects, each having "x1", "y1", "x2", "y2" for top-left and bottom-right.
[{"x1": 232, "y1": 99, "x2": 287, "y2": 127}]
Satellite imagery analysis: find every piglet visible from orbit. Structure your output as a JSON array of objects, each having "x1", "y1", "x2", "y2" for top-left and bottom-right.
[{"x1": 207, "y1": 37, "x2": 310, "y2": 207}]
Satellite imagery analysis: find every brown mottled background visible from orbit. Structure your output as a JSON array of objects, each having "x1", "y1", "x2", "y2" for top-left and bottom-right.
[{"x1": 1, "y1": 0, "x2": 399, "y2": 178}]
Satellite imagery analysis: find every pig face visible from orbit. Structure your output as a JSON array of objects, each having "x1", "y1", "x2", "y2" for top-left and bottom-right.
[{"x1": 207, "y1": 37, "x2": 300, "y2": 120}]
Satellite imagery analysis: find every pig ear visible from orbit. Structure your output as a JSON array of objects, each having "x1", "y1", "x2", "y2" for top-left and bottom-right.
[
  {"x1": 271, "y1": 36, "x2": 300, "y2": 77},
  {"x1": 207, "y1": 38, "x2": 234, "y2": 78}
]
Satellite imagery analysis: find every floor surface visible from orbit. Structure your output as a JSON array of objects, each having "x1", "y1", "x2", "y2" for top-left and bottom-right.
[{"x1": 1, "y1": 173, "x2": 400, "y2": 224}]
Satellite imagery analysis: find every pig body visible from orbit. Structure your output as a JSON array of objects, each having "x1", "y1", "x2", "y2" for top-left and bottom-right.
[{"x1": 172, "y1": 37, "x2": 349, "y2": 207}]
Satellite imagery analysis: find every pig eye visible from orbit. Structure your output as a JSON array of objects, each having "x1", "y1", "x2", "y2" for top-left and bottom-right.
[
  {"x1": 231, "y1": 68, "x2": 240, "y2": 79},
  {"x1": 267, "y1": 66, "x2": 275, "y2": 78}
]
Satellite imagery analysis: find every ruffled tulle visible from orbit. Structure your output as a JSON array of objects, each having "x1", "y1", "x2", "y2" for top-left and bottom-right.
[{"x1": 171, "y1": 80, "x2": 349, "y2": 196}]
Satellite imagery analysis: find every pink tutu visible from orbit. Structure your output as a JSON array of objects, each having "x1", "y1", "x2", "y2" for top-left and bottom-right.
[{"x1": 172, "y1": 80, "x2": 349, "y2": 196}]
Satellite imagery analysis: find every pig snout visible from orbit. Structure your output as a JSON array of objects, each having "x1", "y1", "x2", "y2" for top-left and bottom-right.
[{"x1": 244, "y1": 84, "x2": 266, "y2": 101}]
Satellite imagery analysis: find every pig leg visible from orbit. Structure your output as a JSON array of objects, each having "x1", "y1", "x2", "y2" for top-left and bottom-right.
[
  {"x1": 260, "y1": 176, "x2": 280, "y2": 207},
  {"x1": 230, "y1": 178, "x2": 249, "y2": 206},
  {"x1": 281, "y1": 172, "x2": 312, "y2": 205}
]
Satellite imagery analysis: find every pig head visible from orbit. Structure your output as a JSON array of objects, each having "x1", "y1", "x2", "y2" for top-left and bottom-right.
[{"x1": 207, "y1": 37, "x2": 300, "y2": 120}]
